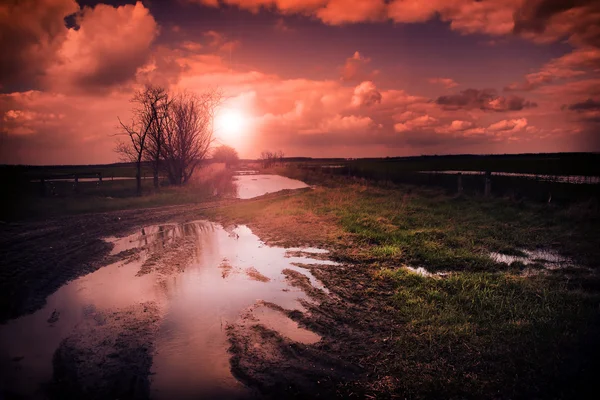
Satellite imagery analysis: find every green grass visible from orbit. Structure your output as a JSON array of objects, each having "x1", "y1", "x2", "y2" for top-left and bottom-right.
[{"x1": 375, "y1": 268, "x2": 599, "y2": 397}]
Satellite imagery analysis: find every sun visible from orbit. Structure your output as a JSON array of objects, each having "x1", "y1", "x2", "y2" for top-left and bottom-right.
[{"x1": 215, "y1": 108, "x2": 247, "y2": 140}]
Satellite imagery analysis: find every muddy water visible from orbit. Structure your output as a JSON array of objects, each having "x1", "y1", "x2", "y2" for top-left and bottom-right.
[
  {"x1": 233, "y1": 174, "x2": 309, "y2": 199},
  {"x1": 0, "y1": 221, "x2": 334, "y2": 399}
]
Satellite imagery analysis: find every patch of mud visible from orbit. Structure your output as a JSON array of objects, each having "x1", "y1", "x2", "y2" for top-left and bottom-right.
[
  {"x1": 240, "y1": 302, "x2": 321, "y2": 345},
  {"x1": 219, "y1": 258, "x2": 239, "y2": 279},
  {"x1": 283, "y1": 269, "x2": 328, "y2": 301},
  {"x1": 1, "y1": 220, "x2": 338, "y2": 399},
  {"x1": 227, "y1": 322, "x2": 359, "y2": 399},
  {"x1": 245, "y1": 267, "x2": 271, "y2": 282},
  {"x1": 49, "y1": 302, "x2": 160, "y2": 400}
]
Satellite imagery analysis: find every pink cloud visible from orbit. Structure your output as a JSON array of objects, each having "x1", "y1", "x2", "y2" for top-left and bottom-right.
[
  {"x1": 316, "y1": 0, "x2": 387, "y2": 25},
  {"x1": 505, "y1": 47, "x2": 600, "y2": 91},
  {"x1": 394, "y1": 115, "x2": 439, "y2": 132},
  {"x1": 0, "y1": 0, "x2": 79, "y2": 90},
  {"x1": 429, "y1": 78, "x2": 459, "y2": 89},
  {"x1": 300, "y1": 114, "x2": 377, "y2": 135},
  {"x1": 351, "y1": 81, "x2": 382, "y2": 108},
  {"x1": 340, "y1": 51, "x2": 378, "y2": 82},
  {"x1": 190, "y1": 0, "x2": 521, "y2": 35},
  {"x1": 488, "y1": 118, "x2": 528, "y2": 133}
]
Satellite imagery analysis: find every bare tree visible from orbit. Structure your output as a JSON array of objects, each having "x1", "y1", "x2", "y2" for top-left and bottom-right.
[
  {"x1": 260, "y1": 150, "x2": 274, "y2": 168},
  {"x1": 116, "y1": 85, "x2": 166, "y2": 196},
  {"x1": 162, "y1": 90, "x2": 223, "y2": 185},
  {"x1": 260, "y1": 150, "x2": 284, "y2": 168},
  {"x1": 212, "y1": 145, "x2": 239, "y2": 168},
  {"x1": 143, "y1": 87, "x2": 170, "y2": 189}
]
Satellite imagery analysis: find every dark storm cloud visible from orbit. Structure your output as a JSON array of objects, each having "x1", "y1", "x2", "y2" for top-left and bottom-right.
[
  {"x1": 436, "y1": 89, "x2": 537, "y2": 112},
  {"x1": 566, "y1": 98, "x2": 600, "y2": 112}
]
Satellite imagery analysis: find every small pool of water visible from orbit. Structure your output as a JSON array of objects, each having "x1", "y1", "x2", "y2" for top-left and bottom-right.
[
  {"x1": 0, "y1": 221, "x2": 334, "y2": 399},
  {"x1": 489, "y1": 249, "x2": 581, "y2": 270},
  {"x1": 233, "y1": 174, "x2": 309, "y2": 199}
]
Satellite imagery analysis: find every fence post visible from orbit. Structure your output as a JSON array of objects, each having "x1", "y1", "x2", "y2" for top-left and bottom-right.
[
  {"x1": 457, "y1": 173, "x2": 463, "y2": 195},
  {"x1": 98, "y1": 172, "x2": 102, "y2": 183},
  {"x1": 74, "y1": 175, "x2": 79, "y2": 193},
  {"x1": 484, "y1": 171, "x2": 491, "y2": 197},
  {"x1": 40, "y1": 178, "x2": 46, "y2": 197}
]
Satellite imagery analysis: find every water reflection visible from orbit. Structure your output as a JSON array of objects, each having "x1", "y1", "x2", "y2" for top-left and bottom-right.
[
  {"x1": 233, "y1": 174, "x2": 309, "y2": 199},
  {"x1": 0, "y1": 221, "x2": 334, "y2": 399}
]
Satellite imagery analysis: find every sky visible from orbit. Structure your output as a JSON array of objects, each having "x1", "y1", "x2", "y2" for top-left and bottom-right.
[{"x1": 1, "y1": 0, "x2": 599, "y2": 164}]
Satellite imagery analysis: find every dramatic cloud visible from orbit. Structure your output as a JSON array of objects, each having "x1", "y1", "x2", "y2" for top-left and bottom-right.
[
  {"x1": 429, "y1": 78, "x2": 459, "y2": 89},
  {"x1": 191, "y1": 0, "x2": 521, "y2": 34},
  {"x1": 436, "y1": 89, "x2": 537, "y2": 112},
  {"x1": 2, "y1": 0, "x2": 598, "y2": 163},
  {"x1": 45, "y1": 2, "x2": 158, "y2": 92},
  {"x1": 513, "y1": 0, "x2": 600, "y2": 47},
  {"x1": 0, "y1": 0, "x2": 79, "y2": 91}
]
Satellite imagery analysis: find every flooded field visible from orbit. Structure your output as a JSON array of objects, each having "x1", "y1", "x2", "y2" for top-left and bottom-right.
[
  {"x1": 233, "y1": 174, "x2": 309, "y2": 199},
  {"x1": 0, "y1": 221, "x2": 335, "y2": 399}
]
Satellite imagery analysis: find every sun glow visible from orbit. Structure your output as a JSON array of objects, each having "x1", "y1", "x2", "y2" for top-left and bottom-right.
[{"x1": 215, "y1": 108, "x2": 247, "y2": 140}]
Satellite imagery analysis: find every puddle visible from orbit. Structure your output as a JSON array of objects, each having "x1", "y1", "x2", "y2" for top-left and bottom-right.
[
  {"x1": 0, "y1": 221, "x2": 333, "y2": 399},
  {"x1": 234, "y1": 170, "x2": 259, "y2": 175},
  {"x1": 233, "y1": 174, "x2": 309, "y2": 199},
  {"x1": 286, "y1": 247, "x2": 330, "y2": 254},
  {"x1": 489, "y1": 249, "x2": 580, "y2": 270}
]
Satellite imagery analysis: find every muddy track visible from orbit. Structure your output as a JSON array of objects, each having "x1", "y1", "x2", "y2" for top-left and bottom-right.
[
  {"x1": 0, "y1": 188, "x2": 417, "y2": 399},
  {"x1": 0, "y1": 190, "x2": 308, "y2": 324}
]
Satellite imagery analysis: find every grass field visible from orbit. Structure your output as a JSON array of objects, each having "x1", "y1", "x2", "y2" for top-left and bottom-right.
[{"x1": 209, "y1": 170, "x2": 600, "y2": 398}]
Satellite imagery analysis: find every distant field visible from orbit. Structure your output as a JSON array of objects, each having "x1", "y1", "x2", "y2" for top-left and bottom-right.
[
  {"x1": 1, "y1": 153, "x2": 599, "y2": 220},
  {"x1": 282, "y1": 153, "x2": 600, "y2": 202},
  {"x1": 0, "y1": 162, "x2": 147, "y2": 180},
  {"x1": 0, "y1": 162, "x2": 235, "y2": 221},
  {"x1": 289, "y1": 152, "x2": 600, "y2": 176}
]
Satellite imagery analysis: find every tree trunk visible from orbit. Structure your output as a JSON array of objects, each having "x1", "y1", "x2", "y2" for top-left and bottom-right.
[
  {"x1": 153, "y1": 141, "x2": 161, "y2": 189},
  {"x1": 136, "y1": 160, "x2": 142, "y2": 196},
  {"x1": 152, "y1": 159, "x2": 159, "y2": 189}
]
